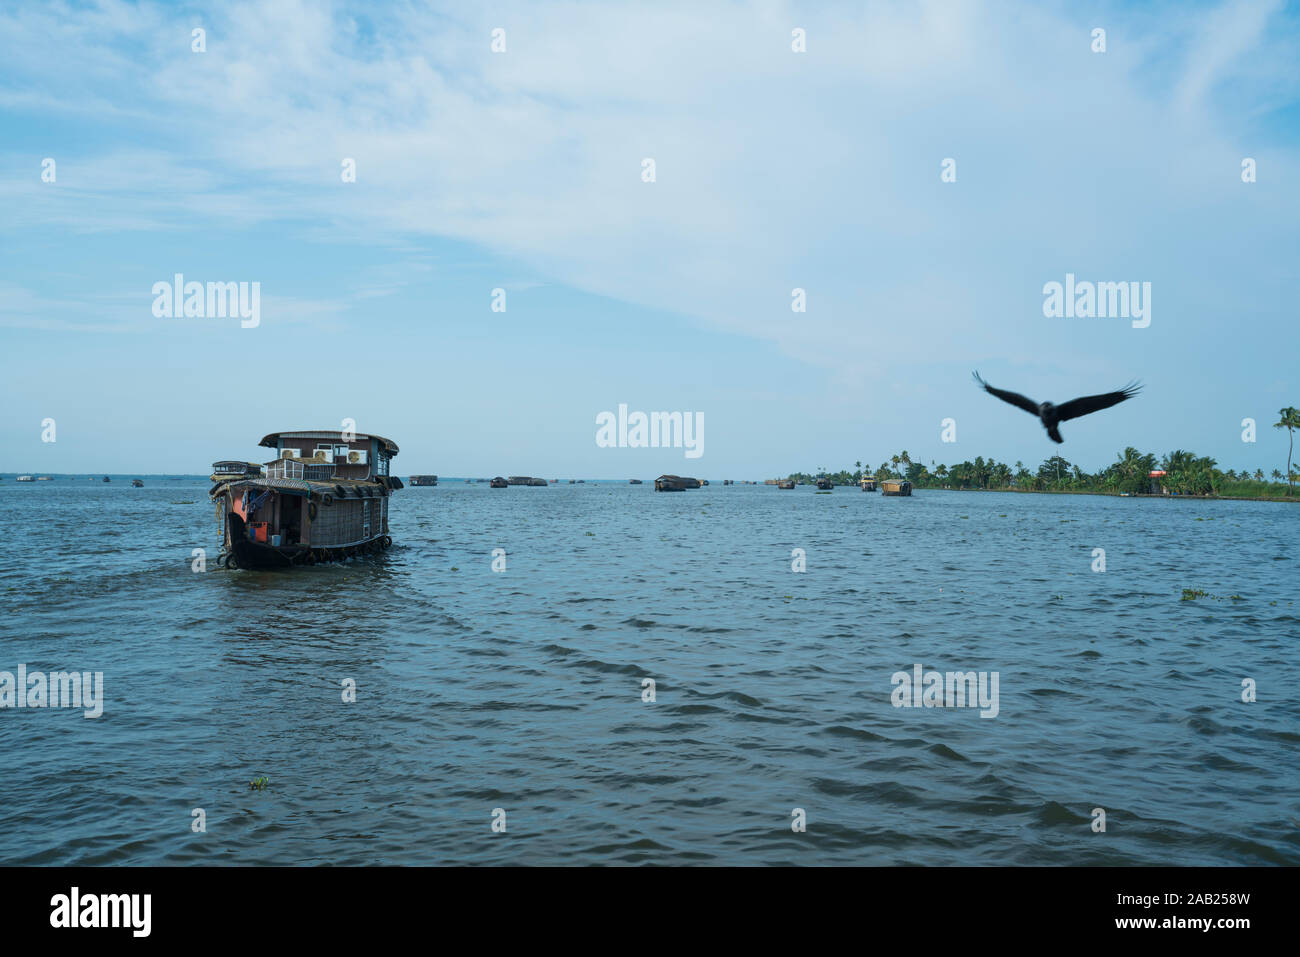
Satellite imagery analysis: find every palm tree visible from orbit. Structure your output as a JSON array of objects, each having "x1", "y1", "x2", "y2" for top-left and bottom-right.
[
  {"x1": 1275, "y1": 407, "x2": 1300, "y2": 495},
  {"x1": 1254, "y1": 469, "x2": 1264, "y2": 482},
  {"x1": 1272, "y1": 469, "x2": 1284, "y2": 482}
]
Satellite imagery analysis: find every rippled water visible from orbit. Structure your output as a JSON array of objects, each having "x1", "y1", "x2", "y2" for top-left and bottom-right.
[{"x1": 1, "y1": 479, "x2": 1297, "y2": 865}]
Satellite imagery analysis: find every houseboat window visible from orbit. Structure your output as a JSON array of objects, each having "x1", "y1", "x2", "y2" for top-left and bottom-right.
[{"x1": 376, "y1": 453, "x2": 389, "y2": 476}]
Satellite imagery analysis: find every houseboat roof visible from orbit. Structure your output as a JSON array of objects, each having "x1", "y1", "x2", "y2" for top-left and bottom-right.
[
  {"x1": 258, "y1": 430, "x2": 399, "y2": 455},
  {"x1": 217, "y1": 475, "x2": 404, "y2": 496}
]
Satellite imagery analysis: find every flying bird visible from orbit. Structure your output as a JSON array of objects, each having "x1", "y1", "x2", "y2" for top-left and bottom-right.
[{"x1": 972, "y1": 371, "x2": 1140, "y2": 443}]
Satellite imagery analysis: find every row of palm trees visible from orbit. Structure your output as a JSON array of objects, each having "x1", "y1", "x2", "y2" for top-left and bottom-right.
[{"x1": 791, "y1": 407, "x2": 1300, "y2": 496}]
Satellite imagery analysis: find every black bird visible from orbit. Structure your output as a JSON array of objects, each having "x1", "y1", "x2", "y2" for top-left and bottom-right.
[{"x1": 972, "y1": 371, "x2": 1140, "y2": 444}]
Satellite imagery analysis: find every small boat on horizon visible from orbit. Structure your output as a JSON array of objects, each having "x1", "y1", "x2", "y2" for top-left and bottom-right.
[
  {"x1": 409, "y1": 474, "x2": 438, "y2": 486},
  {"x1": 654, "y1": 475, "x2": 701, "y2": 491},
  {"x1": 490, "y1": 476, "x2": 508, "y2": 488},
  {"x1": 131, "y1": 479, "x2": 144, "y2": 487},
  {"x1": 16, "y1": 475, "x2": 34, "y2": 482}
]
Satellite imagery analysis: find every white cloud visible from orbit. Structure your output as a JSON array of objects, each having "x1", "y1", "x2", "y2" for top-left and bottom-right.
[{"x1": 1, "y1": 0, "x2": 1296, "y2": 386}]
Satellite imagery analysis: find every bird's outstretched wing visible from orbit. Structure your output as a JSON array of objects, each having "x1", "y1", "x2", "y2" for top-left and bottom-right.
[
  {"x1": 972, "y1": 371, "x2": 1039, "y2": 416},
  {"x1": 1056, "y1": 382, "x2": 1142, "y2": 422}
]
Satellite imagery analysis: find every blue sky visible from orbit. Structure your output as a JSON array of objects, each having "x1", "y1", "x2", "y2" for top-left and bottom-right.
[{"x1": 1, "y1": 0, "x2": 1297, "y2": 477}]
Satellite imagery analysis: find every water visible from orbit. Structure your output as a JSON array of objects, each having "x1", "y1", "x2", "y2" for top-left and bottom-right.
[{"x1": 1, "y1": 480, "x2": 1296, "y2": 865}]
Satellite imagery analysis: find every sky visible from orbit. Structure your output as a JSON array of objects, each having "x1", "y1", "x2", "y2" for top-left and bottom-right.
[{"x1": 1, "y1": 0, "x2": 1297, "y2": 478}]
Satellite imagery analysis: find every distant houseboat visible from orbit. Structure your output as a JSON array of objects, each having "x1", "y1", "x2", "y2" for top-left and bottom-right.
[
  {"x1": 629, "y1": 479, "x2": 643, "y2": 485},
  {"x1": 777, "y1": 479, "x2": 795, "y2": 489},
  {"x1": 209, "y1": 430, "x2": 403, "y2": 569},
  {"x1": 131, "y1": 479, "x2": 144, "y2": 487},
  {"x1": 860, "y1": 477, "x2": 877, "y2": 492},
  {"x1": 815, "y1": 477, "x2": 834, "y2": 490},
  {"x1": 37, "y1": 476, "x2": 53, "y2": 481},
  {"x1": 409, "y1": 475, "x2": 438, "y2": 486},
  {"x1": 102, "y1": 476, "x2": 110, "y2": 483},
  {"x1": 507, "y1": 476, "x2": 548, "y2": 487},
  {"x1": 490, "y1": 476, "x2": 508, "y2": 488},
  {"x1": 654, "y1": 475, "x2": 701, "y2": 491},
  {"x1": 16, "y1": 475, "x2": 34, "y2": 482},
  {"x1": 880, "y1": 479, "x2": 912, "y2": 496}
]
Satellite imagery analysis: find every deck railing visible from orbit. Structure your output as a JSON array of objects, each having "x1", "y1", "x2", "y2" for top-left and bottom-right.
[{"x1": 265, "y1": 459, "x2": 305, "y2": 480}]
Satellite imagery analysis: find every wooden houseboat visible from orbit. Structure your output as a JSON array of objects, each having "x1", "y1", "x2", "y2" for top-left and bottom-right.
[
  {"x1": 131, "y1": 479, "x2": 144, "y2": 487},
  {"x1": 880, "y1": 479, "x2": 912, "y2": 497},
  {"x1": 409, "y1": 475, "x2": 438, "y2": 486},
  {"x1": 860, "y1": 476, "x2": 877, "y2": 492},
  {"x1": 208, "y1": 429, "x2": 403, "y2": 569},
  {"x1": 654, "y1": 474, "x2": 701, "y2": 491},
  {"x1": 490, "y1": 476, "x2": 508, "y2": 488},
  {"x1": 16, "y1": 475, "x2": 34, "y2": 482},
  {"x1": 815, "y1": 477, "x2": 834, "y2": 490},
  {"x1": 777, "y1": 479, "x2": 795, "y2": 489},
  {"x1": 507, "y1": 476, "x2": 548, "y2": 487},
  {"x1": 629, "y1": 479, "x2": 643, "y2": 485}
]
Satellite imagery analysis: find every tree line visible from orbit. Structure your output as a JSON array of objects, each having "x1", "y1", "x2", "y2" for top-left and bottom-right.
[{"x1": 788, "y1": 407, "x2": 1300, "y2": 497}]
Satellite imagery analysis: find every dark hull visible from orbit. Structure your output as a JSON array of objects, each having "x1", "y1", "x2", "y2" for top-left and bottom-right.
[{"x1": 223, "y1": 512, "x2": 390, "y2": 569}]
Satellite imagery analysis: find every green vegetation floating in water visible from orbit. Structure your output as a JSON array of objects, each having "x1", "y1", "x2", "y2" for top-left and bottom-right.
[
  {"x1": 1180, "y1": 588, "x2": 1246, "y2": 602},
  {"x1": 249, "y1": 776, "x2": 270, "y2": 790},
  {"x1": 169, "y1": 500, "x2": 196, "y2": 505}
]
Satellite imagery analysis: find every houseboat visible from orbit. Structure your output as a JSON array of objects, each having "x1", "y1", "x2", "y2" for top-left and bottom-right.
[
  {"x1": 654, "y1": 475, "x2": 701, "y2": 491},
  {"x1": 37, "y1": 476, "x2": 53, "y2": 481},
  {"x1": 629, "y1": 479, "x2": 643, "y2": 485},
  {"x1": 777, "y1": 479, "x2": 795, "y2": 489},
  {"x1": 490, "y1": 476, "x2": 508, "y2": 488},
  {"x1": 16, "y1": 475, "x2": 34, "y2": 482},
  {"x1": 815, "y1": 477, "x2": 834, "y2": 490},
  {"x1": 208, "y1": 429, "x2": 403, "y2": 569},
  {"x1": 507, "y1": 476, "x2": 548, "y2": 487},
  {"x1": 409, "y1": 475, "x2": 438, "y2": 486},
  {"x1": 102, "y1": 476, "x2": 110, "y2": 483},
  {"x1": 880, "y1": 479, "x2": 912, "y2": 497},
  {"x1": 860, "y1": 476, "x2": 877, "y2": 492},
  {"x1": 131, "y1": 479, "x2": 144, "y2": 487}
]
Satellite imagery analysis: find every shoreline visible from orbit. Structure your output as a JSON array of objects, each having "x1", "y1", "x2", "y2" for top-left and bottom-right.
[{"x1": 3, "y1": 475, "x2": 1296, "y2": 504}]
